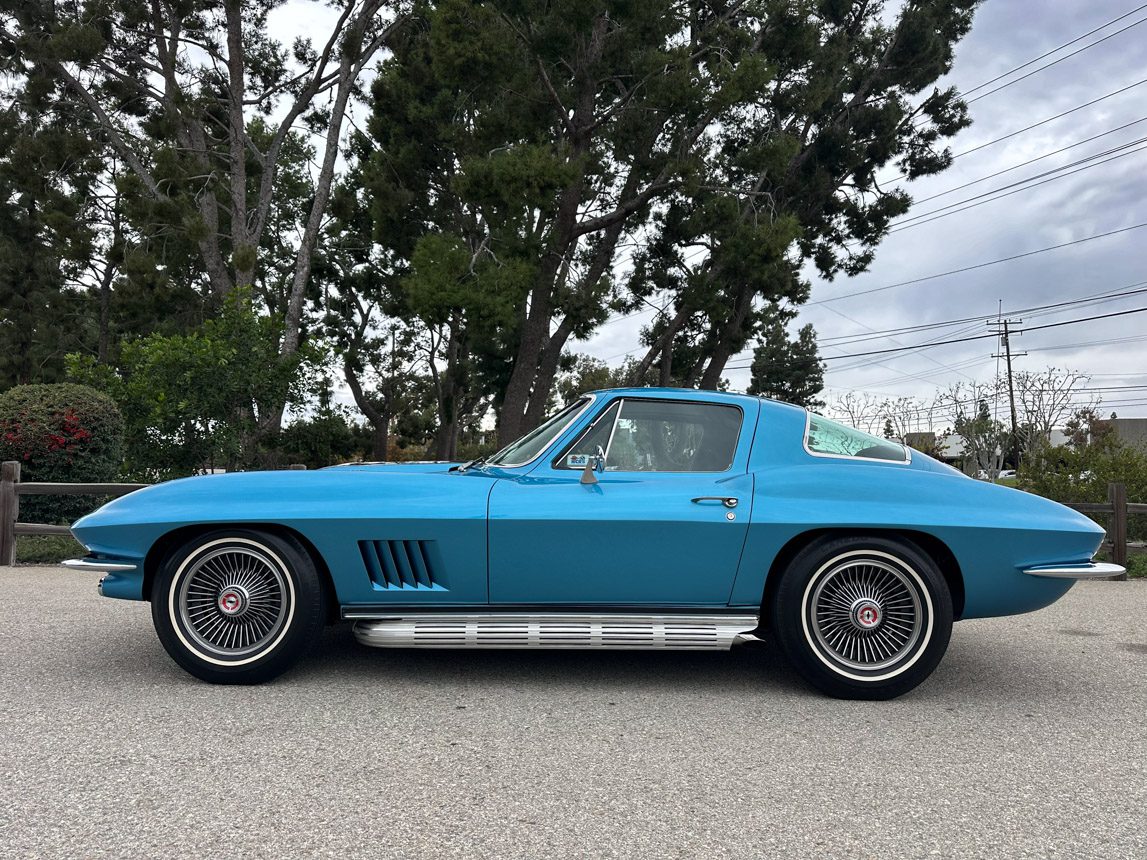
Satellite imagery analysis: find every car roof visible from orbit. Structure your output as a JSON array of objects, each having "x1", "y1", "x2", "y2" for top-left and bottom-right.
[{"x1": 585, "y1": 386, "x2": 806, "y2": 417}]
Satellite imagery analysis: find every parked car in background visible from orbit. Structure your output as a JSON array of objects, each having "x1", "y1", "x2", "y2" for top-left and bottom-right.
[
  {"x1": 998, "y1": 469, "x2": 1017, "y2": 480},
  {"x1": 67, "y1": 388, "x2": 1120, "y2": 700}
]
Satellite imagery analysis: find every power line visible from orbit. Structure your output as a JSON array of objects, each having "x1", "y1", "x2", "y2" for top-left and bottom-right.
[
  {"x1": 728, "y1": 303, "x2": 1147, "y2": 368},
  {"x1": 963, "y1": 14, "x2": 1147, "y2": 105},
  {"x1": 1024, "y1": 304, "x2": 1147, "y2": 334},
  {"x1": 886, "y1": 139, "x2": 1147, "y2": 234},
  {"x1": 818, "y1": 281, "x2": 1147, "y2": 348},
  {"x1": 958, "y1": 3, "x2": 1147, "y2": 98},
  {"x1": 885, "y1": 77, "x2": 1147, "y2": 186},
  {"x1": 949, "y1": 77, "x2": 1147, "y2": 160},
  {"x1": 812, "y1": 221, "x2": 1147, "y2": 305},
  {"x1": 911, "y1": 116, "x2": 1147, "y2": 206}
]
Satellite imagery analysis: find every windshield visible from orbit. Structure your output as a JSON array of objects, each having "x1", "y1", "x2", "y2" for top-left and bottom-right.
[{"x1": 486, "y1": 397, "x2": 591, "y2": 466}]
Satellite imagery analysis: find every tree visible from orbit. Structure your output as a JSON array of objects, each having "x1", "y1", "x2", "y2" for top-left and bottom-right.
[
  {"x1": 1014, "y1": 367, "x2": 1095, "y2": 453},
  {"x1": 827, "y1": 390, "x2": 882, "y2": 435},
  {"x1": 554, "y1": 354, "x2": 659, "y2": 405},
  {"x1": 747, "y1": 319, "x2": 824, "y2": 407},
  {"x1": 5, "y1": 0, "x2": 404, "y2": 427},
  {"x1": 938, "y1": 383, "x2": 1007, "y2": 476},
  {"x1": 69, "y1": 290, "x2": 315, "y2": 478},
  {"x1": 353, "y1": 0, "x2": 978, "y2": 445},
  {"x1": 1020, "y1": 433, "x2": 1147, "y2": 512},
  {"x1": 0, "y1": 46, "x2": 103, "y2": 386},
  {"x1": 1064, "y1": 406, "x2": 1116, "y2": 449},
  {"x1": 630, "y1": 0, "x2": 979, "y2": 389}
]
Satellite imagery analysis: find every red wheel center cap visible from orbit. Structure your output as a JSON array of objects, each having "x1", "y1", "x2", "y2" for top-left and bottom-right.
[
  {"x1": 218, "y1": 588, "x2": 246, "y2": 616},
  {"x1": 854, "y1": 601, "x2": 882, "y2": 629}
]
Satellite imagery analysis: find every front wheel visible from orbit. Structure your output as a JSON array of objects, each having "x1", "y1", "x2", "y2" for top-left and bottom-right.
[
  {"x1": 768, "y1": 536, "x2": 953, "y2": 700},
  {"x1": 151, "y1": 529, "x2": 326, "y2": 684}
]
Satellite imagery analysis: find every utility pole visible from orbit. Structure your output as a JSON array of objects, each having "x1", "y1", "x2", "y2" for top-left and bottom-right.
[{"x1": 989, "y1": 318, "x2": 1026, "y2": 469}]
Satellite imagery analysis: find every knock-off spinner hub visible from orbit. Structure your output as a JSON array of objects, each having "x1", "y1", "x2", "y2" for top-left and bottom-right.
[
  {"x1": 217, "y1": 586, "x2": 249, "y2": 617},
  {"x1": 851, "y1": 598, "x2": 882, "y2": 630}
]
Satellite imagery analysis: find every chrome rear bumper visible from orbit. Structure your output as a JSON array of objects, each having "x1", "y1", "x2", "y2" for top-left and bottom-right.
[{"x1": 1021, "y1": 562, "x2": 1126, "y2": 579}]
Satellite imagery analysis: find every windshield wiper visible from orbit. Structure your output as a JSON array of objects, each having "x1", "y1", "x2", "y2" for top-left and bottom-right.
[{"x1": 452, "y1": 456, "x2": 488, "y2": 473}]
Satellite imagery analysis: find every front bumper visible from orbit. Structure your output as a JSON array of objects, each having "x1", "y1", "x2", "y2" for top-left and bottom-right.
[
  {"x1": 63, "y1": 557, "x2": 144, "y2": 599},
  {"x1": 1021, "y1": 562, "x2": 1126, "y2": 579}
]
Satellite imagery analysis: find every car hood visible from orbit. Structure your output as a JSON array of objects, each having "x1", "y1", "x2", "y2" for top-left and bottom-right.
[
  {"x1": 70, "y1": 466, "x2": 494, "y2": 558},
  {"x1": 324, "y1": 461, "x2": 461, "y2": 474}
]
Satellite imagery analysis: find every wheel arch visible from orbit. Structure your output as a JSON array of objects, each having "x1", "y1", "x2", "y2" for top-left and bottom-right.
[
  {"x1": 143, "y1": 523, "x2": 339, "y2": 622},
  {"x1": 758, "y1": 528, "x2": 965, "y2": 629}
]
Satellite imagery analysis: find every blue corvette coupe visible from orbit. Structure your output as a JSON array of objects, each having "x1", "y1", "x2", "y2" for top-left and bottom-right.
[{"x1": 67, "y1": 388, "x2": 1121, "y2": 699}]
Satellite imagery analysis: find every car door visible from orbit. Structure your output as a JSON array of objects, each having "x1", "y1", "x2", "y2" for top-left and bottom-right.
[{"x1": 487, "y1": 396, "x2": 759, "y2": 606}]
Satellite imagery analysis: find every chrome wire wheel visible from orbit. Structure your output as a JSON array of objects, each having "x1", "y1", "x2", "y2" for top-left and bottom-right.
[
  {"x1": 175, "y1": 544, "x2": 291, "y2": 660},
  {"x1": 804, "y1": 554, "x2": 927, "y2": 674}
]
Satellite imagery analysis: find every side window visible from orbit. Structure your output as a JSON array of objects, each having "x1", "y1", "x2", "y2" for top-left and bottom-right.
[
  {"x1": 805, "y1": 413, "x2": 908, "y2": 462},
  {"x1": 555, "y1": 401, "x2": 620, "y2": 469},
  {"x1": 558, "y1": 399, "x2": 742, "y2": 472}
]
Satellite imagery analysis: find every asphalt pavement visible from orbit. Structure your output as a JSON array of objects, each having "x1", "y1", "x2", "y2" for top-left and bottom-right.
[{"x1": 1, "y1": 566, "x2": 1144, "y2": 859}]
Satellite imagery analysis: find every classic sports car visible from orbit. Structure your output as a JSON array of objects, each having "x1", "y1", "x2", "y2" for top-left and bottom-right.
[{"x1": 67, "y1": 388, "x2": 1122, "y2": 699}]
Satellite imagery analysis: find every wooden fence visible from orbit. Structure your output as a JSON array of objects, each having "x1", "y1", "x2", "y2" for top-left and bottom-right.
[
  {"x1": 0, "y1": 461, "x2": 1142, "y2": 576},
  {"x1": 0, "y1": 460, "x2": 303, "y2": 566},
  {"x1": 1062, "y1": 481, "x2": 1146, "y2": 580}
]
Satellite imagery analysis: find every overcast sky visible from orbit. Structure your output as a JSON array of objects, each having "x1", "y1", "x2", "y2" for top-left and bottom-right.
[
  {"x1": 271, "y1": 1, "x2": 1147, "y2": 422},
  {"x1": 576, "y1": 0, "x2": 1147, "y2": 419}
]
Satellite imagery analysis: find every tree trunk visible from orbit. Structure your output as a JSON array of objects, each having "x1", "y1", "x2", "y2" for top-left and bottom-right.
[
  {"x1": 698, "y1": 287, "x2": 755, "y2": 390},
  {"x1": 343, "y1": 358, "x2": 390, "y2": 461}
]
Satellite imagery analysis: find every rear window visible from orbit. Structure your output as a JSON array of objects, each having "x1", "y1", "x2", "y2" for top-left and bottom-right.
[{"x1": 805, "y1": 413, "x2": 909, "y2": 463}]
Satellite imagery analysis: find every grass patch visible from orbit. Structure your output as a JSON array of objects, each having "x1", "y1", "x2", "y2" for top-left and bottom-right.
[
  {"x1": 16, "y1": 534, "x2": 84, "y2": 565},
  {"x1": 1125, "y1": 554, "x2": 1147, "y2": 579}
]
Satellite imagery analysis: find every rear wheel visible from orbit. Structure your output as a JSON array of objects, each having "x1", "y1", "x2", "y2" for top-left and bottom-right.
[
  {"x1": 768, "y1": 536, "x2": 953, "y2": 700},
  {"x1": 151, "y1": 529, "x2": 325, "y2": 684}
]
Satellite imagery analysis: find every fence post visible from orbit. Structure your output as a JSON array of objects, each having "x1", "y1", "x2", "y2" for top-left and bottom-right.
[
  {"x1": 1108, "y1": 481, "x2": 1128, "y2": 580},
  {"x1": 0, "y1": 461, "x2": 21, "y2": 567}
]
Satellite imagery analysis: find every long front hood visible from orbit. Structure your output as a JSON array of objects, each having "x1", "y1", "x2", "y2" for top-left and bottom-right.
[{"x1": 71, "y1": 468, "x2": 494, "y2": 560}]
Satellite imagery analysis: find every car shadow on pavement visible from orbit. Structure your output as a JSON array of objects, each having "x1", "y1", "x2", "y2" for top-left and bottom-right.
[
  {"x1": 64, "y1": 616, "x2": 1104, "y2": 706},
  {"x1": 271, "y1": 623, "x2": 818, "y2": 697}
]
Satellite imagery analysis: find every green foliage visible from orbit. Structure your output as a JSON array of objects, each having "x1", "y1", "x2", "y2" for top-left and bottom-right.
[
  {"x1": 276, "y1": 408, "x2": 371, "y2": 470},
  {"x1": 0, "y1": 59, "x2": 103, "y2": 387},
  {"x1": 1123, "y1": 553, "x2": 1147, "y2": 579},
  {"x1": 16, "y1": 534, "x2": 86, "y2": 565},
  {"x1": 953, "y1": 399, "x2": 1008, "y2": 475},
  {"x1": 1020, "y1": 437, "x2": 1147, "y2": 542},
  {"x1": 1020, "y1": 439, "x2": 1147, "y2": 506},
  {"x1": 0, "y1": 383, "x2": 124, "y2": 523},
  {"x1": 68, "y1": 291, "x2": 315, "y2": 479},
  {"x1": 554, "y1": 355, "x2": 659, "y2": 406},
  {"x1": 748, "y1": 319, "x2": 825, "y2": 408}
]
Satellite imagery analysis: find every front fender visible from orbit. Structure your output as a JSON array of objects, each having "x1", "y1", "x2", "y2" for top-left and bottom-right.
[{"x1": 71, "y1": 469, "x2": 497, "y2": 605}]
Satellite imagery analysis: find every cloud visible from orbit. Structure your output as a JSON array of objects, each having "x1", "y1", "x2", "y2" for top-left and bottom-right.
[{"x1": 578, "y1": 0, "x2": 1147, "y2": 416}]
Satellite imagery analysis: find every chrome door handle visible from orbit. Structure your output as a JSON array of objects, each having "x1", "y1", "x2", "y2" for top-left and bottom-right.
[{"x1": 691, "y1": 496, "x2": 738, "y2": 508}]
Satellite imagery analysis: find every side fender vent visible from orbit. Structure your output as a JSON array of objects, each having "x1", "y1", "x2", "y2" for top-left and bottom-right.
[{"x1": 358, "y1": 540, "x2": 445, "y2": 591}]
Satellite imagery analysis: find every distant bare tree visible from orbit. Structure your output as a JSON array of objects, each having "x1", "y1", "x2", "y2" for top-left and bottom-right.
[
  {"x1": 938, "y1": 380, "x2": 1006, "y2": 475},
  {"x1": 878, "y1": 395, "x2": 944, "y2": 439},
  {"x1": 827, "y1": 391, "x2": 883, "y2": 435},
  {"x1": 1014, "y1": 368, "x2": 1096, "y2": 451}
]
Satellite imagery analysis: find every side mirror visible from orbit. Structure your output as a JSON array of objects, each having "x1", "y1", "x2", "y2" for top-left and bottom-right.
[{"x1": 580, "y1": 445, "x2": 607, "y2": 485}]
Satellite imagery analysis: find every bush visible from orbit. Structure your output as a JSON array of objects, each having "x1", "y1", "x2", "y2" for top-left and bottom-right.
[
  {"x1": 1020, "y1": 438, "x2": 1147, "y2": 541},
  {"x1": 276, "y1": 410, "x2": 371, "y2": 469},
  {"x1": 0, "y1": 383, "x2": 124, "y2": 524}
]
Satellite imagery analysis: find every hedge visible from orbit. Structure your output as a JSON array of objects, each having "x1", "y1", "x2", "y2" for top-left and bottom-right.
[{"x1": 0, "y1": 383, "x2": 124, "y2": 524}]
